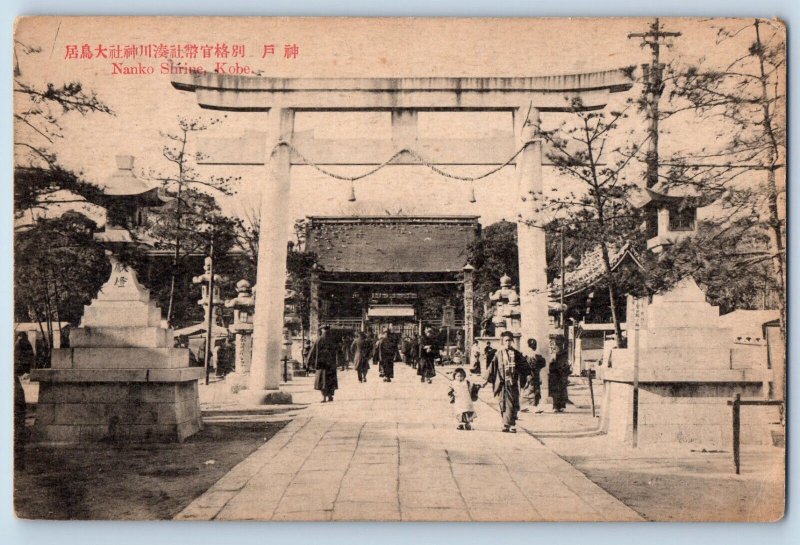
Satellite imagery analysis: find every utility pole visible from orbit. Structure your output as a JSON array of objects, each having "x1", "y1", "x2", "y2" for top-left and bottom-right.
[
  {"x1": 560, "y1": 228, "x2": 567, "y2": 339},
  {"x1": 629, "y1": 18, "x2": 681, "y2": 188},
  {"x1": 203, "y1": 238, "x2": 216, "y2": 386}
]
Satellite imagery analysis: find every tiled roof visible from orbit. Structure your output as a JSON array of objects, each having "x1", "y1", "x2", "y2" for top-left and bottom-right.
[
  {"x1": 631, "y1": 182, "x2": 707, "y2": 209},
  {"x1": 306, "y1": 216, "x2": 479, "y2": 273},
  {"x1": 550, "y1": 242, "x2": 643, "y2": 297}
]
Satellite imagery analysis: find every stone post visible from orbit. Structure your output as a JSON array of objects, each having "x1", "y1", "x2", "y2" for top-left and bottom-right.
[
  {"x1": 515, "y1": 106, "x2": 551, "y2": 360},
  {"x1": 248, "y1": 108, "x2": 295, "y2": 404},
  {"x1": 463, "y1": 264, "x2": 475, "y2": 363}
]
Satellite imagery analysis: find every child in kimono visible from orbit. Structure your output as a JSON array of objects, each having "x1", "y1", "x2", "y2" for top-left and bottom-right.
[{"x1": 448, "y1": 367, "x2": 479, "y2": 430}]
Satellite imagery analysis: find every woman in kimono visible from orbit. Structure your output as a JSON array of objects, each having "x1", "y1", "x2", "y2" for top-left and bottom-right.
[
  {"x1": 482, "y1": 331, "x2": 531, "y2": 433},
  {"x1": 308, "y1": 325, "x2": 339, "y2": 402},
  {"x1": 351, "y1": 331, "x2": 370, "y2": 383},
  {"x1": 417, "y1": 326, "x2": 440, "y2": 383},
  {"x1": 547, "y1": 334, "x2": 570, "y2": 413},
  {"x1": 374, "y1": 328, "x2": 397, "y2": 382}
]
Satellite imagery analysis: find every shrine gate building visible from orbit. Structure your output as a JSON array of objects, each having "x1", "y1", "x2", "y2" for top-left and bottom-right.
[{"x1": 305, "y1": 215, "x2": 479, "y2": 341}]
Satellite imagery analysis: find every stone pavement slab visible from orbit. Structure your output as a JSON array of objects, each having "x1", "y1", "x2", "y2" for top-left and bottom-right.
[{"x1": 175, "y1": 363, "x2": 642, "y2": 521}]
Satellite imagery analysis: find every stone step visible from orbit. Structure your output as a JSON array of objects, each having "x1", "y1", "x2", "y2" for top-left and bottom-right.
[
  {"x1": 203, "y1": 412, "x2": 304, "y2": 424},
  {"x1": 201, "y1": 404, "x2": 308, "y2": 416}
]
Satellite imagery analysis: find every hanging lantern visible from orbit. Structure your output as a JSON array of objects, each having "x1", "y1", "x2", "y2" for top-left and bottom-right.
[
  {"x1": 348, "y1": 180, "x2": 357, "y2": 202},
  {"x1": 469, "y1": 182, "x2": 477, "y2": 203}
]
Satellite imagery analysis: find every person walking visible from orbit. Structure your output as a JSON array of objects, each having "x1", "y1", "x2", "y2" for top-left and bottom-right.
[
  {"x1": 351, "y1": 331, "x2": 370, "y2": 383},
  {"x1": 448, "y1": 367, "x2": 479, "y2": 430},
  {"x1": 14, "y1": 332, "x2": 34, "y2": 471},
  {"x1": 409, "y1": 334, "x2": 420, "y2": 369},
  {"x1": 308, "y1": 325, "x2": 339, "y2": 402},
  {"x1": 198, "y1": 342, "x2": 214, "y2": 375},
  {"x1": 340, "y1": 334, "x2": 352, "y2": 371},
  {"x1": 302, "y1": 339, "x2": 312, "y2": 371},
  {"x1": 374, "y1": 327, "x2": 397, "y2": 382},
  {"x1": 526, "y1": 338, "x2": 547, "y2": 407},
  {"x1": 469, "y1": 340, "x2": 481, "y2": 375},
  {"x1": 482, "y1": 331, "x2": 531, "y2": 433},
  {"x1": 215, "y1": 336, "x2": 235, "y2": 377},
  {"x1": 418, "y1": 326, "x2": 439, "y2": 384},
  {"x1": 483, "y1": 341, "x2": 497, "y2": 372},
  {"x1": 548, "y1": 334, "x2": 570, "y2": 413},
  {"x1": 364, "y1": 330, "x2": 375, "y2": 371}
]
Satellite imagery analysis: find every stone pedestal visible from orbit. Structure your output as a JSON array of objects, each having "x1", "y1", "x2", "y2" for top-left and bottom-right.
[
  {"x1": 486, "y1": 274, "x2": 522, "y2": 350},
  {"x1": 31, "y1": 256, "x2": 204, "y2": 443},
  {"x1": 601, "y1": 279, "x2": 775, "y2": 448}
]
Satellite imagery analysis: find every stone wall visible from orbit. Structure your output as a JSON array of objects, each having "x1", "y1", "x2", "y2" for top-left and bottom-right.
[
  {"x1": 35, "y1": 381, "x2": 201, "y2": 443},
  {"x1": 602, "y1": 381, "x2": 778, "y2": 447},
  {"x1": 600, "y1": 279, "x2": 778, "y2": 449}
]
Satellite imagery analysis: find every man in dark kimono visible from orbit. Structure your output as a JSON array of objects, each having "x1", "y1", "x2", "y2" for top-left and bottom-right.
[
  {"x1": 14, "y1": 332, "x2": 34, "y2": 470},
  {"x1": 374, "y1": 327, "x2": 398, "y2": 382},
  {"x1": 351, "y1": 331, "x2": 370, "y2": 383},
  {"x1": 409, "y1": 334, "x2": 420, "y2": 369},
  {"x1": 483, "y1": 341, "x2": 497, "y2": 372},
  {"x1": 215, "y1": 336, "x2": 236, "y2": 377},
  {"x1": 308, "y1": 325, "x2": 339, "y2": 402},
  {"x1": 482, "y1": 331, "x2": 531, "y2": 433},
  {"x1": 526, "y1": 338, "x2": 547, "y2": 407},
  {"x1": 363, "y1": 330, "x2": 375, "y2": 370},
  {"x1": 417, "y1": 326, "x2": 439, "y2": 383},
  {"x1": 548, "y1": 334, "x2": 570, "y2": 412}
]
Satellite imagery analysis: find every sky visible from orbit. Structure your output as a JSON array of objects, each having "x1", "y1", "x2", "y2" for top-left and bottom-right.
[{"x1": 13, "y1": 17, "x2": 784, "y2": 230}]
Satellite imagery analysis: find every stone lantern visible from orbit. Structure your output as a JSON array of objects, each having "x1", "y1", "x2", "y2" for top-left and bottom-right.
[
  {"x1": 225, "y1": 279, "x2": 255, "y2": 375},
  {"x1": 193, "y1": 257, "x2": 226, "y2": 328},
  {"x1": 29, "y1": 155, "x2": 202, "y2": 444},
  {"x1": 95, "y1": 155, "x2": 165, "y2": 235},
  {"x1": 634, "y1": 182, "x2": 706, "y2": 253}
]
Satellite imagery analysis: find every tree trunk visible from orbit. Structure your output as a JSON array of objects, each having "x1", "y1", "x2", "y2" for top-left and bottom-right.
[
  {"x1": 600, "y1": 242, "x2": 624, "y2": 347},
  {"x1": 165, "y1": 180, "x2": 184, "y2": 325},
  {"x1": 754, "y1": 19, "x2": 787, "y2": 342},
  {"x1": 33, "y1": 307, "x2": 48, "y2": 370}
]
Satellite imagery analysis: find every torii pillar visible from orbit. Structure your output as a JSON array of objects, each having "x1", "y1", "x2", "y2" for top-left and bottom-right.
[
  {"x1": 515, "y1": 107, "x2": 550, "y2": 359},
  {"x1": 246, "y1": 108, "x2": 295, "y2": 403}
]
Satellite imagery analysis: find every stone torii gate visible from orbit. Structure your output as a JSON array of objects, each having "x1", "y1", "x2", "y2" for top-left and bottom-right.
[{"x1": 172, "y1": 71, "x2": 633, "y2": 404}]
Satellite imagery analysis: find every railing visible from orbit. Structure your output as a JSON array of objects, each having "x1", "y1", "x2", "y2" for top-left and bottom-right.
[
  {"x1": 727, "y1": 394, "x2": 785, "y2": 474},
  {"x1": 322, "y1": 318, "x2": 363, "y2": 330}
]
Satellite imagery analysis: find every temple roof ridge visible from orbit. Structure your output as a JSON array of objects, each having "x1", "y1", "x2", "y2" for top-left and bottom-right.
[{"x1": 549, "y1": 241, "x2": 643, "y2": 297}]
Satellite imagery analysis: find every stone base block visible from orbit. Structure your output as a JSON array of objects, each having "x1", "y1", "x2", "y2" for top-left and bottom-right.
[
  {"x1": 731, "y1": 345, "x2": 769, "y2": 370},
  {"x1": 82, "y1": 300, "x2": 162, "y2": 328},
  {"x1": 601, "y1": 380, "x2": 775, "y2": 448},
  {"x1": 69, "y1": 326, "x2": 174, "y2": 348},
  {"x1": 248, "y1": 389, "x2": 293, "y2": 405},
  {"x1": 31, "y1": 367, "x2": 205, "y2": 383},
  {"x1": 33, "y1": 380, "x2": 202, "y2": 444},
  {"x1": 52, "y1": 347, "x2": 190, "y2": 370},
  {"x1": 224, "y1": 372, "x2": 249, "y2": 394}
]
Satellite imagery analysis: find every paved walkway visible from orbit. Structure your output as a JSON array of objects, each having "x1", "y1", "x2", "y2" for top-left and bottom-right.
[{"x1": 176, "y1": 364, "x2": 642, "y2": 521}]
